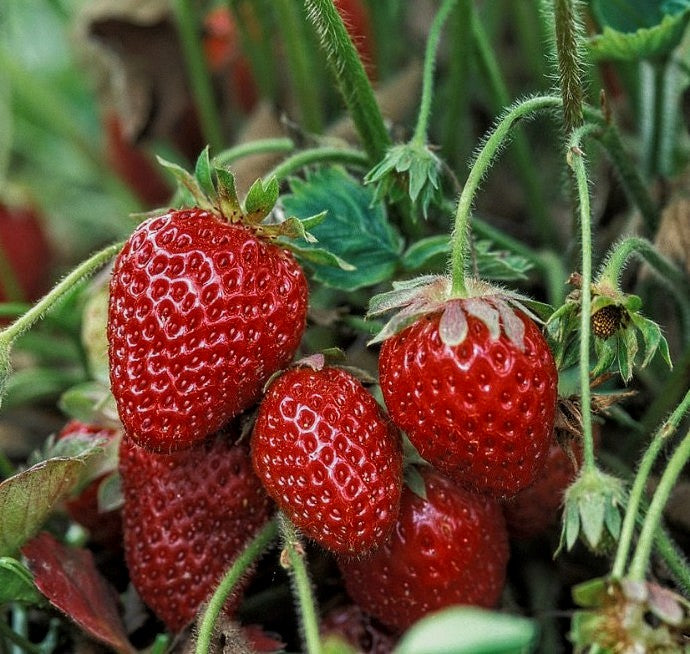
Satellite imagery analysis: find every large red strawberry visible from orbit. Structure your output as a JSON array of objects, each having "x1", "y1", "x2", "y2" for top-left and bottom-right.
[
  {"x1": 119, "y1": 431, "x2": 274, "y2": 632},
  {"x1": 338, "y1": 466, "x2": 509, "y2": 632},
  {"x1": 59, "y1": 420, "x2": 122, "y2": 549},
  {"x1": 108, "y1": 208, "x2": 308, "y2": 452},
  {"x1": 377, "y1": 292, "x2": 558, "y2": 498},
  {"x1": 251, "y1": 364, "x2": 402, "y2": 555}
]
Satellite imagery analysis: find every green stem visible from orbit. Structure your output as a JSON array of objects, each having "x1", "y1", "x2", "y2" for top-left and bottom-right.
[
  {"x1": 470, "y1": 5, "x2": 558, "y2": 247},
  {"x1": 612, "y1": 388, "x2": 690, "y2": 578},
  {"x1": 149, "y1": 634, "x2": 171, "y2": 654},
  {"x1": 0, "y1": 242, "x2": 123, "y2": 347},
  {"x1": 657, "y1": 56, "x2": 684, "y2": 177},
  {"x1": 266, "y1": 146, "x2": 369, "y2": 182},
  {"x1": 628, "y1": 427, "x2": 690, "y2": 580},
  {"x1": 654, "y1": 525, "x2": 690, "y2": 594},
  {"x1": 567, "y1": 123, "x2": 600, "y2": 472},
  {"x1": 449, "y1": 95, "x2": 562, "y2": 296},
  {"x1": 171, "y1": 0, "x2": 224, "y2": 152},
  {"x1": 0, "y1": 616, "x2": 40, "y2": 654},
  {"x1": 214, "y1": 138, "x2": 296, "y2": 167},
  {"x1": 304, "y1": 0, "x2": 390, "y2": 161},
  {"x1": 411, "y1": 0, "x2": 459, "y2": 145},
  {"x1": 274, "y1": 0, "x2": 323, "y2": 133},
  {"x1": 640, "y1": 61, "x2": 660, "y2": 178},
  {"x1": 279, "y1": 515, "x2": 321, "y2": 654},
  {"x1": 0, "y1": 449, "x2": 14, "y2": 479},
  {"x1": 552, "y1": 0, "x2": 585, "y2": 133},
  {"x1": 365, "y1": 1, "x2": 401, "y2": 79},
  {"x1": 195, "y1": 519, "x2": 278, "y2": 654}
]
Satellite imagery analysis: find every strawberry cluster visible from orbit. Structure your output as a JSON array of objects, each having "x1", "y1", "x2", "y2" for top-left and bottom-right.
[{"x1": 99, "y1": 155, "x2": 563, "y2": 646}]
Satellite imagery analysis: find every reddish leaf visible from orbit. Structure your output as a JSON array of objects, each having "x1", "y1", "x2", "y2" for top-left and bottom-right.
[{"x1": 21, "y1": 532, "x2": 135, "y2": 654}]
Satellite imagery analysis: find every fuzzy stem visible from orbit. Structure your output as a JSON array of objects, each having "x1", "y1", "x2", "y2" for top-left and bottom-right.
[
  {"x1": 171, "y1": 0, "x2": 224, "y2": 152},
  {"x1": 195, "y1": 519, "x2": 278, "y2": 654},
  {"x1": 612, "y1": 388, "x2": 690, "y2": 578},
  {"x1": 552, "y1": 0, "x2": 585, "y2": 133},
  {"x1": 0, "y1": 243, "x2": 123, "y2": 348},
  {"x1": 654, "y1": 525, "x2": 690, "y2": 595},
  {"x1": 411, "y1": 0, "x2": 459, "y2": 145},
  {"x1": 449, "y1": 95, "x2": 562, "y2": 296},
  {"x1": 470, "y1": 5, "x2": 557, "y2": 247},
  {"x1": 304, "y1": 0, "x2": 390, "y2": 161},
  {"x1": 275, "y1": 0, "x2": 323, "y2": 133},
  {"x1": 279, "y1": 515, "x2": 321, "y2": 654},
  {"x1": 266, "y1": 146, "x2": 369, "y2": 182},
  {"x1": 214, "y1": 138, "x2": 296, "y2": 167},
  {"x1": 567, "y1": 123, "x2": 599, "y2": 472},
  {"x1": 628, "y1": 427, "x2": 690, "y2": 580}
]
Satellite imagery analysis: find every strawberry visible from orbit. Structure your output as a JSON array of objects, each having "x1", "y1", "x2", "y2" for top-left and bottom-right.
[
  {"x1": 251, "y1": 364, "x2": 402, "y2": 555},
  {"x1": 0, "y1": 203, "x2": 52, "y2": 304},
  {"x1": 119, "y1": 431, "x2": 274, "y2": 632},
  {"x1": 338, "y1": 466, "x2": 509, "y2": 632},
  {"x1": 320, "y1": 604, "x2": 398, "y2": 654},
  {"x1": 59, "y1": 420, "x2": 122, "y2": 549},
  {"x1": 108, "y1": 208, "x2": 308, "y2": 452},
  {"x1": 376, "y1": 293, "x2": 558, "y2": 498},
  {"x1": 333, "y1": 0, "x2": 376, "y2": 79},
  {"x1": 502, "y1": 437, "x2": 580, "y2": 540}
]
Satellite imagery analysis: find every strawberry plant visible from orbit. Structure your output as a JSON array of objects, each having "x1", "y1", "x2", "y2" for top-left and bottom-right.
[{"x1": 2, "y1": 1, "x2": 690, "y2": 653}]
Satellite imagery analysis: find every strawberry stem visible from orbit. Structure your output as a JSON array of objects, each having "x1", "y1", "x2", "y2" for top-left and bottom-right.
[
  {"x1": 449, "y1": 95, "x2": 562, "y2": 296},
  {"x1": 304, "y1": 0, "x2": 390, "y2": 162},
  {"x1": 567, "y1": 123, "x2": 599, "y2": 473},
  {"x1": 214, "y1": 138, "x2": 296, "y2": 167},
  {"x1": 411, "y1": 0, "x2": 459, "y2": 146},
  {"x1": 171, "y1": 0, "x2": 224, "y2": 152},
  {"x1": 612, "y1": 388, "x2": 690, "y2": 578},
  {"x1": 278, "y1": 514, "x2": 322, "y2": 654},
  {"x1": 628, "y1": 426, "x2": 690, "y2": 580},
  {"x1": 266, "y1": 146, "x2": 370, "y2": 182},
  {"x1": 195, "y1": 518, "x2": 278, "y2": 654}
]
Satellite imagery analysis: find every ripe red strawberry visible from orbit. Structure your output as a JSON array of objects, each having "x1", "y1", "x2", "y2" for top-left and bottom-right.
[
  {"x1": 108, "y1": 208, "x2": 308, "y2": 452},
  {"x1": 251, "y1": 365, "x2": 402, "y2": 555},
  {"x1": 320, "y1": 604, "x2": 398, "y2": 654},
  {"x1": 502, "y1": 437, "x2": 579, "y2": 540},
  {"x1": 378, "y1": 298, "x2": 558, "y2": 498},
  {"x1": 59, "y1": 420, "x2": 122, "y2": 549},
  {"x1": 0, "y1": 203, "x2": 52, "y2": 304},
  {"x1": 338, "y1": 467, "x2": 509, "y2": 632},
  {"x1": 119, "y1": 431, "x2": 274, "y2": 632}
]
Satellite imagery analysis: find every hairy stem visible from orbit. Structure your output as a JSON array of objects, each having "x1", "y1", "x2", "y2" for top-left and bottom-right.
[
  {"x1": 266, "y1": 146, "x2": 369, "y2": 182},
  {"x1": 214, "y1": 138, "x2": 296, "y2": 167},
  {"x1": 171, "y1": 0, "x2": 224, "y2": 152},
  {"x1": 449, "y1": 95, "x2": 562, "y2": 296},
  {"x1": 304, "y1": 0, "x2": 390, "y2": 161},
  {"x1": 412, "y1": 0, "x2": 459, "y2": 145},
  {"x1": 612, "y1": 388, "x2": 690, "y2": 577},
  {"x1": 195, "y1": 519, "x2": 278, "y2": 654},
  {"x1": 552, "y1": 0, "x2": 585, "y2": 133},
  {"x1": 279, "y1": 515, "x2": 321, "y2": 654},
  {"x1": 654, "y1": 525, "x2": 690, "y2": 594},
  {"x1": 628, "y1": 427, "x2": 690, "y2": 580}
]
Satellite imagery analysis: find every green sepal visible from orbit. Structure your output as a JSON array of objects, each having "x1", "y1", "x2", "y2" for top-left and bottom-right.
[
  {"x1": 284, "y1": 242, "x2": 355, "y2": 271},
  {"x1": 572, "y1": 577, "x2": 607, "y2": 609},
  {"x1": 194, "y1": 146, "x2": 215, "y2": 199},
  {"x1": 214, "y1": 167, "x2": 242, "y2": 219},
  {"x1": 579, "y1": 491, "x2": 606, "y2": 549},
  {"x1": 244, "y1": 177, "x2": 280, "y2": 224},
  {"x1": 97, "y1": 472, "x2": 123, "y2": 513},
  {"x1": 631, "y1": 314, "x2": 673, "y2": 370},
  {"x1": 617, "y1": 327, "x2": 638, "y2": 383},
  {"x1": 592, "y1": 336, "x2": 618, "y2": 378},
  {"x1": 156, "y1": 155, "x2": 214, "y2": 212},
  {"x1": 404, "y1": 465, "x2": 428, "y2": 501},
  {"x1": 0, "y1": 557, "x2": 44, "y2": 606}
]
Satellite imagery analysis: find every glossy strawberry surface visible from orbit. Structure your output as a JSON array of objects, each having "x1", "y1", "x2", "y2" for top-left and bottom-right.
[
  {"x1": 108, "y1": 209, "x2": 308, "y2": 452},
  {"x1": 378, "y1": 307, "x2": 558, "y2": 497},
  {"x1": 59, "y1": 420, "x2": 122, "y2": 549},
  {"x1": 339, "y1": 467, "x2": 509, "y2": 632},
  {"x1": 119, "y1": 432, "x2": 273, "y2": 632},
  {"x1": 251, "y1": 366, "x2": 402, "y2": 555}
]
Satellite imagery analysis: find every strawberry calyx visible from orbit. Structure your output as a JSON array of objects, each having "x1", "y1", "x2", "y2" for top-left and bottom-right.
[
  {"x1": 143, "y1": 148, "x2": 353, "y2": 272},
  {"x1": 366, "y1": 274, "x2": 548, "y2": 349}
]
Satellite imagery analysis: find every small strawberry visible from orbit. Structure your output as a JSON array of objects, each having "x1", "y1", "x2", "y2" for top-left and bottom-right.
[
  {"x1": 320, "y1": 603, "x2": 398, "y2": 654},
  {"x1": 372, "y1": 279, "x2": 558, "y2": 498},
  {"x1": 338, "y1": 466, "x2": 509, "y2": 632},
  {"x1": 108, "y1": 174, "x2": 309, "y2": 451},
  {"x1": 251, "y1": 364, "x2": 402, "y2": 555},
  {"x1": 59, "y1": 420, "x2": 122, "y2": 549},
  {"x1": 119, "y1": 431, "x2": 274, "y2": 632},
  {"x1": 502, "y1": 437, "x2": 579, "y2": 540}
]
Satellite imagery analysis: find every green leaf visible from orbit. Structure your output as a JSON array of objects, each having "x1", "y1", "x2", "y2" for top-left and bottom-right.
[
  {"x1": 194, "y1": 146, "x2": 215, "y2": 199},
  {"x1": 0, "y1": 440, "x2": 103, "y2": 555},
  {"x1": 588, "y1": 10, "x2": 690, "y2": 61},
  {"x1": 394, "y1": 607, "x2": 538, "y2": 654},
  {"x1": 592, "y1": 0, "x2": 689, "y2": 32},
  {"x1": 0, "y1": 557, "x2": 44, "y2": 606},
  {"x1": 572, "y1": 578, "x2": 607, "y2": 609},
  {"x1": 244, "y1": 177, "x2": 280, "y2": 222},
  {"x1": 58, "y1": 381, "x2": 120, "y2": 429},
  {"x1": 281, "y1": 168, "x2": 403, "y2": 290}
]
